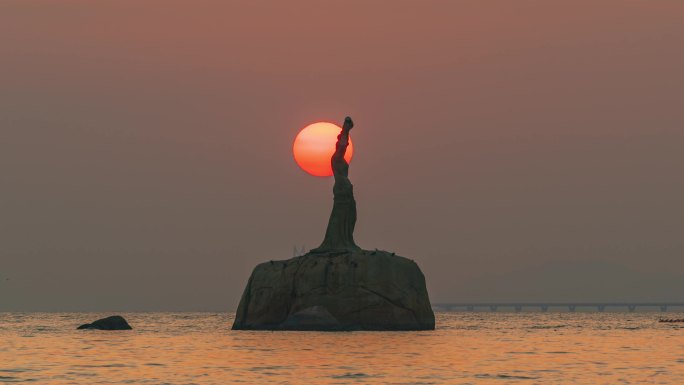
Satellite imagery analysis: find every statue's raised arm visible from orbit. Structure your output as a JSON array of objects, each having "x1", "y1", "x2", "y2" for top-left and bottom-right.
[{"x1": 332, "y1": 116, "x2": 353, "y2": 161}]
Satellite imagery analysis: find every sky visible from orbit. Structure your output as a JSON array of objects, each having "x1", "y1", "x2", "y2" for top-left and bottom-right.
[{"x1": 1, "y1": 1, "x2": 683, "y2": 311}]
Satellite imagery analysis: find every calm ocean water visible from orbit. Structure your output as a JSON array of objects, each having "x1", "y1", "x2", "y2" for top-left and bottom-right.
[{"x1": 1, "y1": 312, "x2": 682, "y2": 384}]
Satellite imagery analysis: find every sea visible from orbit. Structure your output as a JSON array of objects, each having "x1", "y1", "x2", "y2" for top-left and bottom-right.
[{"x1": 1, "y1": 312, "x2": 682, "y2": 384}]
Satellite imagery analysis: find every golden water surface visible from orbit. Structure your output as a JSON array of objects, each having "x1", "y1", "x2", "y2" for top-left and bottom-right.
[{"x1": 1, "y1": 312, "x2": 683, "y2": 384}]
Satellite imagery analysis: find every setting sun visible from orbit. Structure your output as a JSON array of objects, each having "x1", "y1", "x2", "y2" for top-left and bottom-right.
[{"x1": 293, "y1": 122, "x2": 353, "y2": 177}]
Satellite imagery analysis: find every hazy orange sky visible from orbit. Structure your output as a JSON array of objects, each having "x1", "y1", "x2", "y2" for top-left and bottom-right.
[{"x1": 1, "y1": 1, "x2": 683, "y2": 310}]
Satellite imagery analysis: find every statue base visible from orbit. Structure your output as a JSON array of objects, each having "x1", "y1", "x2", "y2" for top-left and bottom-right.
[{"x1": 232, "y1": 249, "x2": 435, "y2": 331}]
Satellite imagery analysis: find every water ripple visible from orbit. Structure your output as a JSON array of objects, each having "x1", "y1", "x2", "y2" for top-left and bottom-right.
[{"x1": 0, "y1": 312, "x2": 682, "y2": 384}]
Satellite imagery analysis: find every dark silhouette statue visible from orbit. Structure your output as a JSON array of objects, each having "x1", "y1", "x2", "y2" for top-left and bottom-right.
[
  {"x1": 232, "y1": 115, "x2": 435, "y2": 331},
  {"x1": 312, "y1": 116, "x2": 361, "y2": 253}
]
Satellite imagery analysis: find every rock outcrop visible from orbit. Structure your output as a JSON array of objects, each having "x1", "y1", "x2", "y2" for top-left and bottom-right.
[
  {"x1": 77, "y1": 315, "x2": 132, "y2": 330},
  {"x1": 232, "y1": 250, "x2": 435, "y2": 331}
]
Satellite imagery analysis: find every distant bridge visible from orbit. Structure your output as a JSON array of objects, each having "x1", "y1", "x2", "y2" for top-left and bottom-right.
[{"x1": 433, "y1": 302, "x2": 684, "y2": 312}]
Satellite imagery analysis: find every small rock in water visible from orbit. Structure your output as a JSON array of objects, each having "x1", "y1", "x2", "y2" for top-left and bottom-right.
[{"x1": 77, "y1": 315, "x2": 132, "y2": 330}]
